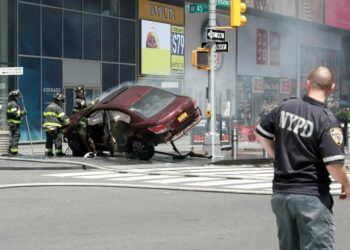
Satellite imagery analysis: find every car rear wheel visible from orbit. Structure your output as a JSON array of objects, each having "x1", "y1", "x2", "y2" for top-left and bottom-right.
[{"x1": 131, "y1": 139, "x2": 154, "y2": 160}]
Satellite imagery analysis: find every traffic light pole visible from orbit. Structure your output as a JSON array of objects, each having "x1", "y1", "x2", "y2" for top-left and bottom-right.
[{"x1": 208, "y1": 0, "x2": 220, "y2": 159}]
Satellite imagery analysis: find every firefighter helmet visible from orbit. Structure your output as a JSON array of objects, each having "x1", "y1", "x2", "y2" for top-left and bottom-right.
[
  {"x1": 9, "y1": 89, "x2": 21, "y2": 98},
  {"x1": 75, "y1": 86, "x2": 85, "y2": 94},
  {"x1": 53, "y1": 93, "x2": 65, "y2": 102}
]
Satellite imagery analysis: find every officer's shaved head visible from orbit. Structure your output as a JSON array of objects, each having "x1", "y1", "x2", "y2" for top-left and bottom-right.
[{"x1": 308, "y1": 66, "x2": 333, "y2": 90}]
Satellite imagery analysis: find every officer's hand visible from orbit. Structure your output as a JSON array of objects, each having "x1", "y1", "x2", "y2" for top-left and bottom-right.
[{"x1": 339, "y1": 184, "x2": 350, "y2": 200}]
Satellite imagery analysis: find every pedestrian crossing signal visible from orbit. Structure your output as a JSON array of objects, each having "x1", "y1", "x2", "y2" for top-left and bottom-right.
[{"x1": 192, "y1": 48, "x2": 210, "y2": 70}]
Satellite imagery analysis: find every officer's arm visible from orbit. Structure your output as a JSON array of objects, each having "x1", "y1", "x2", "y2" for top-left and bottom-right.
[
  {"x1": 326, "y1": 164, "x2": 350, "y2": 200},
  {"x1": 255, "y1": 132, "x2": 275, "y2": 160}
]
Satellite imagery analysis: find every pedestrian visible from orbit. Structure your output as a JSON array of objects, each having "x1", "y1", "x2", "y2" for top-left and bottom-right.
[
  {"x1": 42, "y1": 93, "x2": 69, "y2": 157},
  {"x1": 72, "y1": 85, "x2": 87, "y2": 114},
  {"x1": 6, "y1": 89, "x2": 26, "y2": 155},
  {"x1": 255, "y1": 66, "x2": 350, "y2": 250}
]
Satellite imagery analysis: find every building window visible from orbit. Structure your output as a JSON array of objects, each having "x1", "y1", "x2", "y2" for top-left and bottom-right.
[
  {"x1": 102, "y1": 0, "x2": 119, "y2": 17},
  {"x1": 120, "y1": 20, "x2": 135, "y2": 63},
  {"x1": 102, "y1": 17, "x2": 119, "y2": 62},
  {"x1": 42, "y1": 0, "x2": 62, "y2": 7},
  {"x1": 102, "y1": 63, "x2": 119, "y2": 92},
  {"x1": 64, "y1": 0, "x2": 82, "y2": 11},
  {"x1": 19, "y1": 4, "x2": 40, "y2": 56},
  {"x1": 120, "y1": 64, "x2": 135, "y2": 84},
  {"x1": 84, "y1": 14, "x2": 101, "y2": 60},
  {"x1": 42, "y1": 7, "x2": 62, "y2": 57},
  {"x1": 84, "y1": 0, "x2": 101, "y2": 14},
  {"x1": 18, "y1": 57, "x2": 41, "y2": 140},
  {"x1": 120, "y1": 0, "x2": 136, "y2": 19},
  {"x1": 64, "y1": 11, "x2": 82, "y2": 59},
  {"x1": 20, "y1": 0, "x2": 40, "y2": 3}
]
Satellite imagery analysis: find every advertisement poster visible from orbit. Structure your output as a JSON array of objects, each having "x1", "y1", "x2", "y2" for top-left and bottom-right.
[
  {"x1": 141, "y1": 20, "x2": 171, "y2": 76},
  {"x1": 171, "y1": 26, "x2": 185, "y2": 75},
  {"x1": 252, "y1": 77, "x2": 264, "y2": 93},
  {"x1": 256, "y1": 29, "x2": 268, "y2": 65}
]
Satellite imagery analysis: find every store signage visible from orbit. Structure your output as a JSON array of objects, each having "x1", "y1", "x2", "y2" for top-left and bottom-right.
[
  {"x1": 207, "y1": 29, "x2": 225, "y2": 41},
  {"x1": 0, "y1": 67, "x2": 23, "y2": 76}
]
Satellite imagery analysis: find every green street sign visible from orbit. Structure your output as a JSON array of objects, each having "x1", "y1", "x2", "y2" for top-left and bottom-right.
[
  {"x1": 189, "y1": 1, "x2": 230, "y2": 14},
  {"x1": 217, "y1": 0, "x2": 230, "y2": 8},
  {"x1": 189, "y1": 3, "x2": 209, "y2": 13}
]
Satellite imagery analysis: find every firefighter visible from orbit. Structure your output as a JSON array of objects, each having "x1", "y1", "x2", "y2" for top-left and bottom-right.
[
  {"x1": 6, "y1": 89, "x2": 26, "y2": 155},
  {"x1": 72, "y1": 85, "x2": 87, "y2": 114},
  {"x1": 43, "y1": 93, "x2": 69, "y2": 156}
]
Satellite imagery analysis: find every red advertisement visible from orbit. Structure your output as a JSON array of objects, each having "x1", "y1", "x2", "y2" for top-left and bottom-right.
[
  {"x1": 270, "y1": 32, "x2": 280, "y2": 66},
  {"x1": 237, "y1": 125, "x2": 257, "y2": 142},
  {"x1": 256, "y1": 29, "x2": 268, "y2": 65},
  {"x1": 325, "y1": 0, "x2": 350, "y2": 31}
]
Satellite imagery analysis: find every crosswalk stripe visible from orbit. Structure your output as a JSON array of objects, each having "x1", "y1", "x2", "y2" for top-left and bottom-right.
[
  {"x1": 130, "y1": 166, "x2": 215, "y2": 173},
  {"x1": 226, "y1": 182, "x2": 272, "y2": 189},
  {"x1": 184, "y1": 179, "x2": 259, "y2": 187},
  {"x1": 72, "y1": 173, "x2": 143, "y2": 179},
  {"x1": 181, "y1": 168, "x2": 273, "y2": 173},
  {"x1": 44, "y1": 171, "x2": 113, "y2": 177},
  {"x1": 145, "y1": 177, "x2": 214, "y2": 184},
  {"x1": 109, "y1": 175, "x2": 179, "y2": 181}
]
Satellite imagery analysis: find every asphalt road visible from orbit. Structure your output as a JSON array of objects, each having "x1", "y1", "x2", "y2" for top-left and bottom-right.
[{"x1": 1, "y1": 170, "x2": 350, "y2": 250}]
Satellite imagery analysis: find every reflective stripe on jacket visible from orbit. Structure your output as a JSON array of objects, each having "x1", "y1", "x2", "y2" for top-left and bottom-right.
[
  {"x1": 43, "y1": 102, "x2": 69, "y2": 129},
  {"x1": 7, "y1": 100, "x2": 24, "y2": 124}
]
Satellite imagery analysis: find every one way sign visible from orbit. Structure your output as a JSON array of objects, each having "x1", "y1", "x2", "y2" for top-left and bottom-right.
[
  {"x1": 206, "y1": 29, "x2": 225, "y2": 41},
  {"x1": 215, "y1": 41, "x2": 229, "y2": 52}
]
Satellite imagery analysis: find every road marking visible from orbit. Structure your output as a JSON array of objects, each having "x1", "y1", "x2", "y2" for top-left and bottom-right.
[
  {"x1": 184, "y1": 179, "x2": 259, "y2": 187},
  {"x1": 226, "y1": 182, "x2": 272, "y2": 189},
  {"x1": 109, "y1": 175, "x2": 178, "y2": 181},
  {"x1": 44, "y1": 171, "x2": 113, "y2": 177},
  {"x1": 130, "y1": 166, "x2": 215, "y2": 173},
  {"x1": 72, "y1": 173, "x2": 143, "y2": 179},
  {"x1": 145, "y1": 177, "x2": 214, "y2": 184}
]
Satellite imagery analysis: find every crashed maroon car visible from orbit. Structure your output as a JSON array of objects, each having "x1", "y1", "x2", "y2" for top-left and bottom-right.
[{"x1": 64, "y1": 85, "x2": 202, "y2": 160}]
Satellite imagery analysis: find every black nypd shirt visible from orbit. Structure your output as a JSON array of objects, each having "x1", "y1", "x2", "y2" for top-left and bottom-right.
[{"x1": 255, "y1": 95, "x2": 345, "y2": 195}]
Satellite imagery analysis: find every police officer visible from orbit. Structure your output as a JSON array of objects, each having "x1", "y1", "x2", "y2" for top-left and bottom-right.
[
  {"x1": 43, "y1": 93, "x2": 69, "y2": 156},
  {"x1": 255, "y1": 66, "x2": 350, "y2": 250},
  {"x1": 72, "y1": 85, "x2": 87, "y2": 114},
  {"x1": 6, "y1": 89, "x2": 26, "y2": 155}
]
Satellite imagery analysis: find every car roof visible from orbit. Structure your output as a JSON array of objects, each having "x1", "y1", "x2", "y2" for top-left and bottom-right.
[{"x1": 100, "y1": 85, "x2": 153, "y2": 108}]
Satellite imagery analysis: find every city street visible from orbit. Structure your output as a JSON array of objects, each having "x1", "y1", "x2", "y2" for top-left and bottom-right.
[{"x1": 1, "y1": 157, "x2": 350, "y2": 250}]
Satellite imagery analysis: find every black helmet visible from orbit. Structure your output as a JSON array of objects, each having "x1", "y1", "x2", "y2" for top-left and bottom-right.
[
  {"x1": 53, "y1": 93, "x2": 65, "y2": 102},
  {"x1": 9, "y1": 89, "x2": 21, "y2": 98},
  {"x1": 75, "y1": 86, "x2": 84, "y2": 93}
]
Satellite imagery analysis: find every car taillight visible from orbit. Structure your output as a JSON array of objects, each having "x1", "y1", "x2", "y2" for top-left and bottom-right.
[{"x1": 148, "y1": 124, "x2": 169, "y2": 134}]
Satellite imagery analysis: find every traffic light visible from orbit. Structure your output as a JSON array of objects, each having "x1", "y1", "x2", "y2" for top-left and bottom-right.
[
  {"x1": 191, "y1": 48, "x2": 210, "y2": 70},
  {"x1": 230, "y1": 0, "x2": 247, "y2": 27}
]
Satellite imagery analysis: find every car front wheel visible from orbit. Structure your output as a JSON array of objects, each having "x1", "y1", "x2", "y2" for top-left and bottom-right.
[{"x1": 131, "y1": 139, "x2": 155, "y2": 160}]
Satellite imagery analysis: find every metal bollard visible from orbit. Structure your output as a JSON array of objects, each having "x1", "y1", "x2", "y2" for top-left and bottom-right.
[{"x1": 231, "y1": 128, "x2": 238, "y2": 159}]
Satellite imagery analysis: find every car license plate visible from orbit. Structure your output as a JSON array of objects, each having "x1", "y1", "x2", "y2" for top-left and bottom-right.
[{"x1": 177, "y1": 112, "x2": 188, "y2": 122}]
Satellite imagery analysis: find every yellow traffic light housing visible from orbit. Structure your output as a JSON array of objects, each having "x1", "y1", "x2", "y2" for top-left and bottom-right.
[
  {"x1": 192, "y1": 48, "x2": 210, "y2": 70},
  {"x1": 230, "y1": 0, "x2": 247, "y2": 27}
]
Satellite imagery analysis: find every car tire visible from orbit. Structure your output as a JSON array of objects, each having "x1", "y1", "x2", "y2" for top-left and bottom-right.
[
  {"x1": 131, "y1": 139, "x2": 155, "y2": 160},
  {"x1": 68, "y1": 137, "x2": 87, "y2": 157}
]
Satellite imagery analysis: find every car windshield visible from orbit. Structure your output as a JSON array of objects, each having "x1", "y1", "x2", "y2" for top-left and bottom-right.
[{"x1": 130, "y1": 88, "x2": 176, "y2": 118}]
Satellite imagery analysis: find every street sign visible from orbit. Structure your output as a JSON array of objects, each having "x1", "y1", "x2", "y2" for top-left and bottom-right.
[
  {"x1": 207, "y1": 29, "x2": 226, "y2": 41},
  {"x1": 189, "y1": 3, "x2": 208, "y2": 13},
  {"x1": 0, "y1": 67, "x2": 23, "y2": 76},
  {"x1": 215, "y1": 41, "x2": 229, "y2": 52},
  {"x1": 217, "y1": 0, "x2": 230, "y2": 8}
]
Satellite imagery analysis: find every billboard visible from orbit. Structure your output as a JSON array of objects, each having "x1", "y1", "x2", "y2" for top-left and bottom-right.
[{"x1": 325, "y1": 0, "x2": 350, "y2": 31}]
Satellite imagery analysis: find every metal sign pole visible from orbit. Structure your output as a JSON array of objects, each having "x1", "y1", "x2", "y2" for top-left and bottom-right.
[{"x1": 209, "y1": 0, "x2": 217, "y2": 159}]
